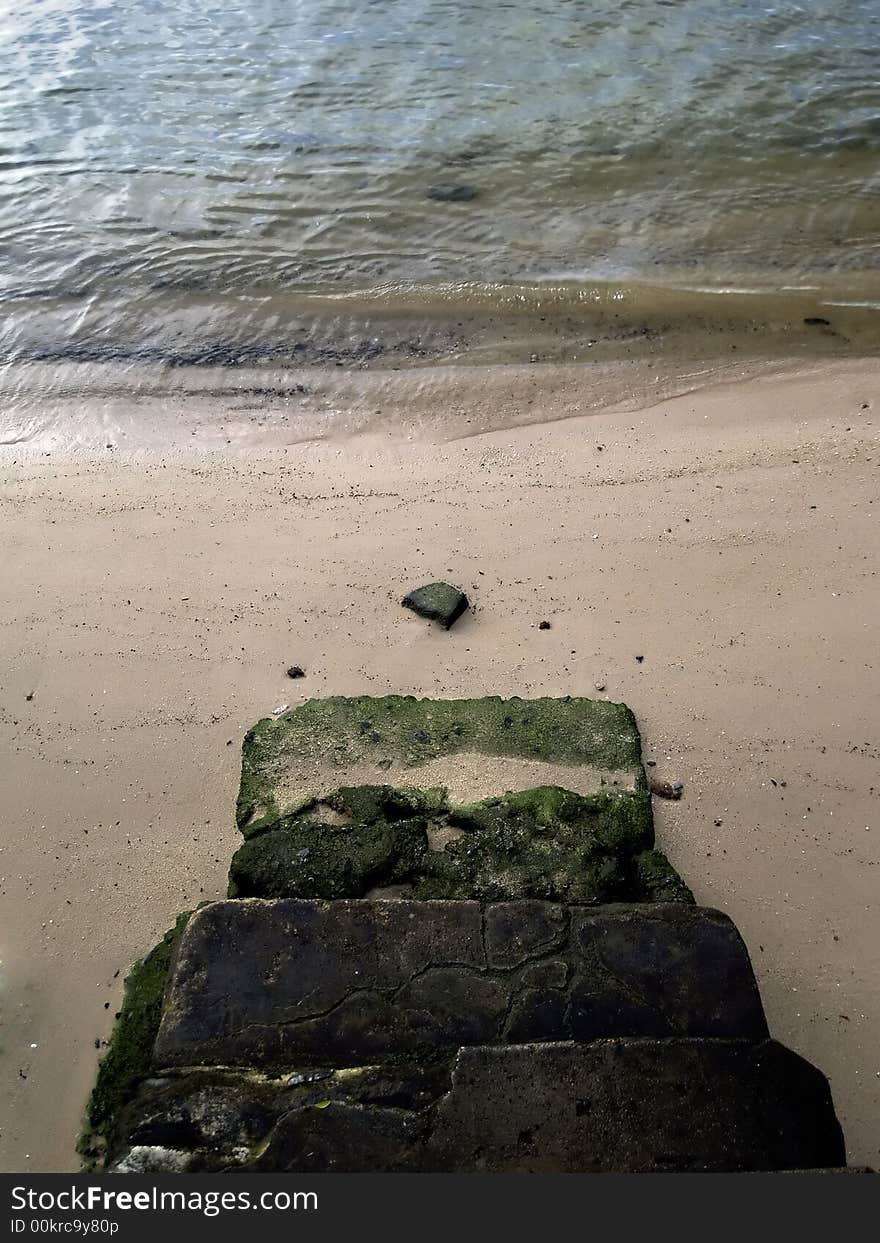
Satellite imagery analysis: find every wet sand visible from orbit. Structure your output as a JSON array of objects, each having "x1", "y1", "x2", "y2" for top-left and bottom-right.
[{"x1": 0, "y1": 356, "x2": 878, "y2": 1171}]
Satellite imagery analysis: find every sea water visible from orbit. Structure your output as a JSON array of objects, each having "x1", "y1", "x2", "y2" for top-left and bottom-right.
[{"x1": 1, "y1": 0, "x2": 878, "y2": 440}]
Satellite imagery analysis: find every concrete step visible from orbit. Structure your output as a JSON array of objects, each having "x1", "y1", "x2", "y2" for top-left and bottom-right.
[
  {"x1": 236, "y1": 694, "x2": 649, "y2": 837},
  {"x1": 155, "y1": 898, "x2": 767, "y2": 1068},
  {"x1": 111, "y1": 1038, "x2": 845, "y2": 1173}
]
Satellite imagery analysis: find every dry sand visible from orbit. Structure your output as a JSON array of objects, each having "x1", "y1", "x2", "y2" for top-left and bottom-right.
[{"x1": 0, "y1": 357, "x2": 878, "y2": 1171}]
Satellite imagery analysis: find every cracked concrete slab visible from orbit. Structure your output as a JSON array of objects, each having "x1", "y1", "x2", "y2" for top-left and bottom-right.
[{"x1": 154, "y1": 899, "x2": 767, "y2": 1069}]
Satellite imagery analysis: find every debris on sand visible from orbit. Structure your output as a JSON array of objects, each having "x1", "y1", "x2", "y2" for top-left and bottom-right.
[{"x1": 649, "y1": 779, "x2": 684, "y2": 800}]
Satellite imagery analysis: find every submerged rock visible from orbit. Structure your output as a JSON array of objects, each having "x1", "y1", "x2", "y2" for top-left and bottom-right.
[
  {"x1": 425, "y1": 184, "x2": 478, "y2": 202},
  {"x1": 401, "y1": 582, "x2": 469, "y2": 629}
]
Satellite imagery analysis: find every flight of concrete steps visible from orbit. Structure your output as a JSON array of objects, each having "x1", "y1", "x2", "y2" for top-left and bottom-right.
[{"x1": 83, "y1": 696, "x2": 847, "y2": 1172}]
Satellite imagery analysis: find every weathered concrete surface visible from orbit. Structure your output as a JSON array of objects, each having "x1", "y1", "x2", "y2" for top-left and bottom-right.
[
  {"x1": 236, "y1": 695, "x2": 648, "y2": 836},
  {"x1": 154, "y1": 900, "x2": 766, "y2": 1069},
  {"x1": 424, "y1": 1040, "x2": 846, "y2": 1173},
  {"x1": 228, "y1": 783, "x2": 690, "y2": 904},
  {"x1": 108, "y1": 1063, "x2": 445, "y2": 1172},
  {"x1": 107, "y1": 1039, "x2": 845, "y2": 1173},
  {"x1": 228, "y1": 809, "x2": 430, "y2": 901}
]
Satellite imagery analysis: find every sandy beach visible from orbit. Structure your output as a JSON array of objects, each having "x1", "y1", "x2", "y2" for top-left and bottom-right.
[{"x1": 0, "y1": 356, "x2": 878, "y2": 1171}]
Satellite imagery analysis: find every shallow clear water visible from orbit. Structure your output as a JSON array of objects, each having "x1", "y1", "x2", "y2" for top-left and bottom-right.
[{"x1": 0, "y1": 0, "x2": 878, "y2": 422}]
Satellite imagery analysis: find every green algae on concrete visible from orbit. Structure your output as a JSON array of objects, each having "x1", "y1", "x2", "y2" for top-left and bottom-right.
[
  {"x1": 633, "y1": 849, "x2": 695, "y2": 904},
  {"x1": 413, "y1": 787, "x2": 658, "y2": 904},
  {"x1": 78, "y1": 911, "x2": 191, "y2": 1168},
  {"x1": 228, "y1": 814, "x2": 429, "y2": 900},
  {"x1": 228, "y1": 783, "x2": 687, "y2": 905},
  {"x1": 236, "y1": 695, "x2": 648, "y2": 837}
]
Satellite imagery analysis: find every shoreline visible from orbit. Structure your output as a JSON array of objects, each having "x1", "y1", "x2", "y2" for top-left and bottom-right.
[
  {"x1": 3, "y1": 286, "x2": 880, "y2": 451},
  {"x1": 1, "y1": 357, "x2": 878, "y2": 1171},
  {"x1": 1, "y1": 353, "x2": 876, "y2": 454}
]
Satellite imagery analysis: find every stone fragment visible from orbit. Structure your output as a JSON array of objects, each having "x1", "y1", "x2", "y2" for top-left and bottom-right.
[
  {"x1": 401, "y1": 582, "x2": 469, "y2": 629},
  {"x1": 649, "y1": 778, "x2": 683, "y2": 800}
]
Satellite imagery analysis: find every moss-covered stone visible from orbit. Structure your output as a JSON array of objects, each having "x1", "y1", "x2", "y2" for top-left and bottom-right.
[
  {"x1": 84, "y1": 681, "x2": 849, "y2": 1176},
  {"x1": 227, "y1": 783, "x2": 681, "y2": 905},
  {"x1": 450, "y1": 785, "x2": 652, "y2": 855},
  {"x1": 633, "y1": 850, "x2": 696, "y2": 904},
  {"x1": 236, "y1": 695, "x2": 647, "y2": 836},
  {"x1": 413, "y1": 787, "x2": 653, "y2": 904},
  {"x1": 228, "y1": 816, "x2": 428, "y2": 900},
  {"x1": 327, "y1": 784, "x2": 447, "y2": 823},
  {"x1": 78, "y1": 912, "x2": 191, "y2": 1168}
]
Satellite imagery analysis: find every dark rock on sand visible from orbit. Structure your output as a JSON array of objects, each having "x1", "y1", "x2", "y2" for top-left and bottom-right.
[
  {"x1": 286, "y1": 666, "x2": 305, "y2": 679},
  {"x1": 402, "y1": 582, "x2": 469, "y2": 629}
]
